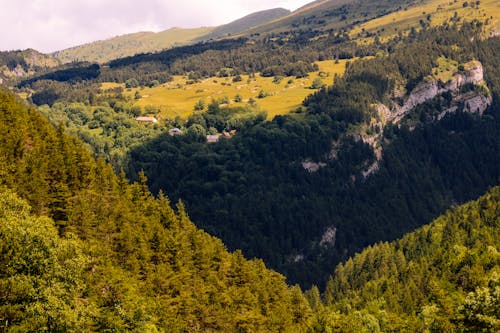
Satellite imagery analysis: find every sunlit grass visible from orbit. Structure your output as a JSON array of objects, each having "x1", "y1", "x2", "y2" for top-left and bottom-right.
[
  {"x1": 351, "y1": 0, "x2": 500, "y2": 42},
  {"x1": 103, "y1": 59, "x2": 350, "y2": 120}
]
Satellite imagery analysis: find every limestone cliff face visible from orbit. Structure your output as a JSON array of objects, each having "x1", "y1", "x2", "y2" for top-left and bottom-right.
[
  {"x1": 393, "y1": 61, "x2": 489, "y2": 123},
  {"x1": 301, "y1": 60, "x2": 492, "y2": 174},
  {"x1": 359, "y1": 60, "x2": 491, "y2": 177}
]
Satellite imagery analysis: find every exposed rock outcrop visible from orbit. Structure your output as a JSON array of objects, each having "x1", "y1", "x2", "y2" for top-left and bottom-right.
[
  {"x1": 302, "y1": 60, "x2": 491, "y2": 176},
  {"x1": 393, "y1": 61, "x2": 488, "y2": 123},
  {"x1": 360, "y1": 60, "x2": 491, "y2": 178},
  {"x1": 319, "y1": 226, "x2": 337, "y2": 248},
  {"x1": 301, "y1": 160, "x2": 327, "y2": 172}
]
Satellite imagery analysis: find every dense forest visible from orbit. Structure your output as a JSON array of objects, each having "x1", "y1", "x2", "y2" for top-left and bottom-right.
[
  {"x1": 309, "y1": 185, "x2": 500, "y2": 332},
  {"x1": 126, "y1": 25, "x2": 500, "y2": 287},
  {"x1": 1, "y1": 0, "x2": 499, "y2": 330},
  {"x1": 0, "y1": 90, "x2": 312, "y2": 332},
  {"x1": 1, "y1": 84, "x2": 497, "y2": 330},
  {"x1": 23, "y1": 23, "x2": 500, "y2": 289}
]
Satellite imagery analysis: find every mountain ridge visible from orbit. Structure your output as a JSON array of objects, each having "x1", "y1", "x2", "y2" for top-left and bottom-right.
[{"x1": 52, "y1": 7, "x2": 291, "y2": 64}]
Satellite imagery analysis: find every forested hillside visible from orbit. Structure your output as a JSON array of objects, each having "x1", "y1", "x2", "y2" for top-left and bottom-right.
[
  {"x1": 309, "y1": 185, "x2": 500, "y2": 332},
  {"x1": 2, "y1": 0, "x2": 500, "y2": 330},
  {"x1": 126, "y1": 25, "x2": 500, "y2": 288},
  {"x1": 0, "y1": 89, "x2": 311, "y2": 332},
  {"x1": 6, "y1": 0, "x2": 500, "y2": 291}
]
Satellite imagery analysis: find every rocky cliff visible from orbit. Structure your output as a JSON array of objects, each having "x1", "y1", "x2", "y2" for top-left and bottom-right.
[
  {"x1": 302, "y1": 60, "x2": 492, "y2": 175},
  {"x1": 392, "y1": 60, "x2": 490, "y2": 123},
  {"x1": 358, "y1": 60, "x2": 492, "y2": 177}
]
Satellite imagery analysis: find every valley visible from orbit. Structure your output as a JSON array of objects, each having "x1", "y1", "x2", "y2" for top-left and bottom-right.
[{"x1": 0, "y1": 0, "x2": 499, "y2": 331}]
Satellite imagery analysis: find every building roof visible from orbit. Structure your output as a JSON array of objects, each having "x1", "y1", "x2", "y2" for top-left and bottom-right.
[
  {"x1": 169, "y1": 128, "x2": 183, "y2": 135},
  {"x1": 206, "y1": 134, "x2": 220, "y2": 143},
  {"x1": 136, "y1": 116, "x2": 158, "y2": 123}
]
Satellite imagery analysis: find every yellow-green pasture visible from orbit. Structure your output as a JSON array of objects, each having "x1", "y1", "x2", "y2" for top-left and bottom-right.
[
  {"x1": 101, "y1": 59, "x2": 349, "y2": 120},
  {"x1": 351, "y1": 0, "x2": 500, "y2": 42}
]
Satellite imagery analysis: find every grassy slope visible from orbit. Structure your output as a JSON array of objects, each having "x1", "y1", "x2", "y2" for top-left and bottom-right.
[
  {"x1": 351, "y1": 0, "x2": 500, "y2": 41},
  {"x1": 197, "y1": 8, "x2": 291, "y2": 41},
  {"x1": 101, "y1": 59, "x2": 349, "y2": 120},
  {"x1": 52, "y1": 8, "x2": 289, "y2": 65},
  {"x1": 247, "y1": 0, "x2": 418, "y2": 34},
  {"x1": 53, "y1": 27, "x2": 214, "y2": 64}
]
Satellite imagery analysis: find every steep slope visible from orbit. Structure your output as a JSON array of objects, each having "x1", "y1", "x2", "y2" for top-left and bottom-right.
[
  {"x1": 350, "y1": 0, "x2": 500, "y2": 41},
  {"x1": 52, "y1": 27, "x2": 214, "y2": 64},
  {"x1": 126, "y1": 26, "x2": 500, "y2": 288},
  {"x1": 13, "y1": 2, "x2": 500, "y2": 291},
  {"x1": 245, "y1": 0, "x2": 499, "y2": 42},
  {"x1": 196, "y1": 8, "x2": 291, "y2": 41},
  {"x1": 311, "y1": 185, "x2": 500, "y2": 332},
  {"x1": 247, "y1": 0, "x2": 419, "y2": 34},
  {"x1": 0, "y1": 89, "x2": 312, "y2": 332}
]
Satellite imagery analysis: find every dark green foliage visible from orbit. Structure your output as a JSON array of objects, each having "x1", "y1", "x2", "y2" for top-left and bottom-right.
[
  {"x1": 27, "y1": 79, "x2": 101, "y2": 106},
  {"x1": 126, "y1": 28, "x2": 500, "y2": 289},
  {"x1": 0, "y1": 89, "x2": 312, "y2": 332},
  {"x1": 19, "y1": 63, "x2": 100, "y2": 87},
  {"x1": 313, "y1": 185, "x2": 500, "y2": 332}
]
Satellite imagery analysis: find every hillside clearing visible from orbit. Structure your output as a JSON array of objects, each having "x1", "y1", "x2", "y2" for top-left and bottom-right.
[
  {"x1": 351, "y1": 0, "x2": 500, "y2": 42},
  {"x1": 101, "y1": 59, "x2": 349, "y2": 120}
]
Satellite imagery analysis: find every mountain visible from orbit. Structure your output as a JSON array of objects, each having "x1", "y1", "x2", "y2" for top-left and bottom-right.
[
  {"x1": 0, "y1": 49, "x2": 59, "y2": 84},
  {"x1": 15, "y1": 0, "x2": 500, "y2": 290},
  {"x1": 196, "y1": 8, "x2": 291, "y2": 41},
  {"x1": 246, "y1": 0, "x2": 419, "y2": 34},
  {"x1": 124, "y1": 26, "x2": 500, "y2": 288},
  {"x1": 247, "y1": 0, "x2": 500, "y2": 40},
  {"x1": 310, "y1": 184, "x2": 500, "y2": 332},
  {"x1": 2, "y1": 1, "x2": 500, "y2": 330},
  {"x1": 52, "y1": 8, "x2": 290, "y2": 64},
  {"x1": 0, "y1": 89, "x2": 312, "y2": 332},
  {"x1": 52, "y1": 27, "x2": 214, "y2": 64}
]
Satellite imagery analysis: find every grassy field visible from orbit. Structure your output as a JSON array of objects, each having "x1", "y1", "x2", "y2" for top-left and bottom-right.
[
  {"x1": 102, "y1": 59, "x2": 349, "y2": 120},
  {"x1": 351, "y1": 0, "x2": 500, "y2": 42}
]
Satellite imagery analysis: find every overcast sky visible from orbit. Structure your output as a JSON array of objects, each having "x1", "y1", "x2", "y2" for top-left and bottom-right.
[{"x1": 0, "y1": 0, "x2": 313, "y2": 53}]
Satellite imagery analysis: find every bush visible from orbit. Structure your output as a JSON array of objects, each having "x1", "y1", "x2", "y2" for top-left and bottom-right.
[
  {"x1": 310, "y1": 78, "x2": 325, "y2": 89},
  {"x1": 125, "y1": 78, "x2": 139, "y2": 88},
  {"x1": 194, "y1": 99, "x2": 205, "y2": 111}
]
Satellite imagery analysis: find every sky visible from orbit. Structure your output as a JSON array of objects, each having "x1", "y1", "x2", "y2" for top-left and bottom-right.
[{"x1": 0, "y1": 0, "x2": 313, "y2": 53}]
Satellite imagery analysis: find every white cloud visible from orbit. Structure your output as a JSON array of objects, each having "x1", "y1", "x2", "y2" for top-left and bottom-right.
[{"x1": 0, "y1": 0, "x2": 312, "y2": 53}]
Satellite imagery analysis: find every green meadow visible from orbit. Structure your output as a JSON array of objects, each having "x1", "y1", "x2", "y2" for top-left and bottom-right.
[
  {"x1": 102, "y1": 59, "x2": 349, "y2": 120},
  {"x1": 351, "y1": 0, "x2": 500, "y2": 42}
]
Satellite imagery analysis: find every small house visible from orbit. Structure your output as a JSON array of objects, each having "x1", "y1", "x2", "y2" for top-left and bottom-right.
[
  {"x1": 206, "y1": 134, "x2": 220, "y2": 143},
  {"x1": 135, "y1": 116, "x2": 158, "y2": 123},
  {"x1": 169, "y1": 128, "x2": 183, "y2": 136}
]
